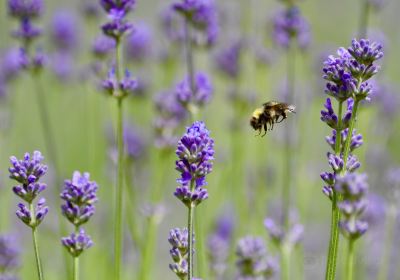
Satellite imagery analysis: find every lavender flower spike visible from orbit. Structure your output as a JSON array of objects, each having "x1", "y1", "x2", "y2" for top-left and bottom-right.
[
  {"x1": 174, "y1": 121, "x2": 214, "y2": 207},
  {"x1": 168, "y1": 228, "x2": 190, "y2": 279},
  {"x1": 61, "y1": 229, "x2": 93, "y2": 257},
  {"x1": 60, "y1": 171, "x2": 98, "y2": 227}
]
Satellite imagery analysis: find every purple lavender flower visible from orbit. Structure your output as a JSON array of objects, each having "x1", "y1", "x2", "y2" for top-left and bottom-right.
[
  {"x1": 125, "y1": 22, "x2": 152, "y2": 62},
  {"x1": 61, "y1": 229, "x2": 93, "y2": 257},
  {"x1": 100, "y1": 0, "x2": 136, "y2": 14},
  {"x1": 174, "y1": 121, "x2": 214, "y2": 207},
  {"x1": 0, "y1": 235, "x2": 20, "y2": 271},
  {"x1": 50, "y1": 10, "x2": 79, "y2": 52},
  {"x1": 9, "y1": 151, "x2": 47, "y2": 203},
  {"x1": 235, "y1": 236, "x2": 277, "y2": 279},
  {"x1": 100, "y1": 1, "x2": 135, "y2": 39},
  {"x1": 60, "y1": 171, "x2": 98, "y2": 227},
  {"x1": 8, "y1": 0, "x2": 43, "y2": 19},
  {"x1": 0, "y1": 48, "x2": 25, "y2": 82},
  {"x1": 175, "y1": 72, "x2": 213, "y2": 109},
  {"x1": 335, "y1": 173, "x2": 369, "y2": 240},
  {"x1": 272, "y1": 6, "x2": 311, "y2": 50},
  {"x1": 207, "y1": 212, "x2": 234, "y2": 277},
  {"x1": 172, "y1": 0, "x2": 219, "y2": 46},
  {"x1": 92, "y1": 35, "x2": 116, "y2": 59},
  {"x1": 16, "y1": 198, "x2": 48, "y2": 227},
  {"x1": 168, "y1": 228, "x2": 190, "y2": 279},
  {"x1": 264, "y1": 218, "x2": 304, "y2": 248},
  {"x1": 102, "y1": 68, "x2": 138, "y2": 98},
  {"x1": 153, "y1": 90, "x2": 187, "y2": 149},
  {"x1": 11, "y1": 18, "x2": 41, "y2": 41},
  {"x1": 215, "y1": 40, "x2": 242, "y2": 79}
]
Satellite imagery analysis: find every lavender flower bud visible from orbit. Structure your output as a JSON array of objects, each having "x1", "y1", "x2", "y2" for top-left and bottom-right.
[
  {"x1": 101, "y1": 11, "x2": 134, "y2": 39},
  {"x1": 102, "y1": 68, "x2": 138, "y2": 98},
  {"x1": 100, "y1": 0, "x2": 136, "y2": 14},
  {"x1": 16, "y1": 198, "x2": 48, "y2": 228},
  {"x1": 320, "y1": 98, "x2": 338, "y2": 129},
  {"x1": 272, "y1": 6, "x2": 311, "y2": 50},
  {"x1": 327, "y1": 153, "x2": 343, "y2": 172},
  {"x1": 235, "y1": 236, "x2": 277, "y2": 279},
  {"x1": 168, "y1": 228, "x2": 192, "y2": 279},
  {"x1": 348, "y1": 39, "x2": 384, "y2": 66},
  {"x1": 8, "y1": 0, "x2": 43, "y2": 19},
  {"x1": 61, "y1": 229, "x2": 93, "y2": 257},
  {"x1": 175, "y1": 72, "x2": 213, "y2": 108},
  {"x1": 60, "y1": 171, "x2": 98, "y2": 227}
]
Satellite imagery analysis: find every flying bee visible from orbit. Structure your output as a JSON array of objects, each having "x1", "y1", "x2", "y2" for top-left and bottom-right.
[{"x1": 250, "y1": 101, "x2": 296, "y2": 136}]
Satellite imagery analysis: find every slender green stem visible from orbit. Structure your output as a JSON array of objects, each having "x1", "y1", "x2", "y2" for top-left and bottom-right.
[
  {"x1": 73, "y1": 226, "x2": 80, "y2": 280},
  {"x1": 188, "y1": 179, "x2": 195, "y2": 280},
  {"x1": 377, "y1": 206, "x2": 397, "y2": 280},
  {"x1": 113, "y1": 37, "x2": 125, "y2": 280},
  {"x1": 30, "y1": 203, "x2": 44, "y2": 280},
  {"x1": 345, "y1": 239, "x2": 355, "y2": 280},
  {"x1": 325, "y1": 101, "x2": 344, "y2": 280},
  {"x1": 358, "y1": 1, "x2": 370, "y2": 38},
  {"x1": 281, "y1": 245, "x2": 290, "y2": 280}
]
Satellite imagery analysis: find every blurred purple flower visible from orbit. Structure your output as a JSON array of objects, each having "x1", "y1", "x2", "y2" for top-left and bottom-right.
[
  {"x1": 92, "y1": 35, "x2": 116, "y2": 59},
  {"x1": 102, "y1": 68, "x2": 138, "y2": 98},
  {"x1": 0, "y1": 235, "x2": 20, "y2": 271},
  {"x1": 207, "y1": 212, "x2": 234, "y2": 277},
  {"x1": 50, "y1": 10, "x2": 79, "y2": 52},
  {"x1": 100, "y1": 0, "x2": 135, "y2": 39},
  {"x1": 81, "y1": 1, "x2": 100, "y2": 18},
  {"x1": 235, "y1": 236, "x2": 277, "y2": 279},
  {"x1": 50, "y1": 52, "x2": 74, "y2": 81},
  {"x1": 11, "y1": 18, "x2": 41, "y2": 41},
  {"x1": 123, "y1": 123, "x2": 145, "y2": 159},
  {"x1": 125, "y1": 22, "x2": 152, "y2": 62},
  {"x1": 335, "y1": 173, "x2": 369, "y2": 240},
  {"x1": 0, "y1": 48, "x2": 25, "y2": 82},
  {"x1": 175, "y1": 72, "x2": 213, "y2": 108},
  {"x1": 272, "y1": 6, "x2": 311, "y2": 50},
  {"x1": 174, "y1": 121, "x2": 214, "y2": 207},
  {"x1": 100, "y1": 0, "x2": 136, "y2": 14},
  {"x1": 60, "y1": 171, "x2": 98, "y2": 227},
  {"x1": 61, "y1": 229, "x2": 93, "y2": 257},
  {"x1": 8, "y1": 0, "x2": 43, "y2": 19},
  {"x1": 215, "y1": 40, "x2": 242, "y2": 79}
]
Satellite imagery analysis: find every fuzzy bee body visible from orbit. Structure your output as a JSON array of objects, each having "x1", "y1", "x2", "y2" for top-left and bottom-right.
[{"x1": 250, "y1": 101, "x2": 296, "y2": 136}]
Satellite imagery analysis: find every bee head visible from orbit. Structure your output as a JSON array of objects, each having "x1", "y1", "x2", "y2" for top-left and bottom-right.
[{"x1": 287, "y1": 104, "x2": 296, "y2": 114}]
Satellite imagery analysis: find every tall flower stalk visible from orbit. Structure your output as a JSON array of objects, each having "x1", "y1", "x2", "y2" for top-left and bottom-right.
[
  {"x1": 170, "y1": 121, "x2": 214, "y2": 280},
  {"x1": 271, "y1": 2, "x2": 310, "y2": 279},
  {"x1": 7, "y1": 0, "x2": 61, "y2": 186},
  {"x1": 8, "y1": 151, "x2": 49, "y2": 280},
  {"x1": 99, "y1": 1, "x2": 137, "y2": 279},
  {"x1": 60, "y1": 171, "x2": 98, "y2": 280},
  {"x1": 321, "y1": 39, "x2": 383, "y2": 280}
]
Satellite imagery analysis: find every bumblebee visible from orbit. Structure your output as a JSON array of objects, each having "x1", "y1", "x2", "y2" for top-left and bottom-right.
[{"x1": 250, "y1": 101, "x2": 296, "y2": 136}]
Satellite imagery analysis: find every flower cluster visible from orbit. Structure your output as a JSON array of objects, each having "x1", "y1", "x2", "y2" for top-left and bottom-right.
[
  {"x1": 102, "y1": 68, "x2": 138, "y2": 98},
  {"x1": 207, "y1": 213, "x2": 234, "y2": 277},
  {"x1": 8, "y1": 151, "x2": 49, "y2": 228},
  {"x1": 153, "y1": 90, "x2": 187, "y2": 149},
  {"x1": 172, "y1": 0, "x2": 219, "y2": 46},
  {"x1": 335, "y1": 173, "x2": 369, "y2": 240},
  {"x1": 100, "y1": 0, "x2": 135, "y2": 39},
  {"x1": 272, "y1": 6, "x2": 310, "y2": 50},
  {"x1": 168, "y1": 228, "x2": 190, "y2": 279},
  {"x1": 7, "y1": 0, "x2": 46, "y2": 72},
  {"x1": 60, "y1": 171, "x2": 98, "y2": 257},
  {"x1": 0, "y1": 235, "x2": 20, "y2": 278},
  {"x1": 174, "y1": 121, "x2": 214, "y2": 208},
  {"x1": 320, "y1": 39, "x2": 383, "y2": 199},
  {"x1": 264, "y1": 217, "x2": 304, "y2": 249},
  {"x1": 175, "y1": 72, "x2": 213, "y2": 112},
  {"x1": 215, "y1": 40, "x2": 243, "y2": 79},
  {"x1": 235, "y1": 236, "x2": 277, "y2": 279}
]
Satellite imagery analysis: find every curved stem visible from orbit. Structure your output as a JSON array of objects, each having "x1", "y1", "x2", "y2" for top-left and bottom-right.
[
  {"x1": 113, "y1": 37, "x2": 125, "y2": 280},
  {"x1": 346, "y1": 240, "x2": 355, "y2": 280},
  {"x1": 325, "y1": 101, "x2": 343, "y2": 280},
  {"x1": 30, "y1": 203, "x2": 44, "y2": 280}
]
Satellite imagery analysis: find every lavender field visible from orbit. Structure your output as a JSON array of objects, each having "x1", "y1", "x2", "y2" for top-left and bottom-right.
[{"x1": 0, "y1": 0, "x2": 399, "y2": 279}]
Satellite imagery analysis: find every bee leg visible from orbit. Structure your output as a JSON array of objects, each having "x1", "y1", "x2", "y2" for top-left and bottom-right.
[
  {"x1": 256, "y1": 128, "x2": 262, "y2": 136},
  {"x1": 262, "y1": 124, "x2": 268, "y2": 136}
]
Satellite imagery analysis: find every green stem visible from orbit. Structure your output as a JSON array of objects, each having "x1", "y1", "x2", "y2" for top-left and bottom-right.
[
  {"x1": 188, "y1": 179, "x2": 195, "y2": 280},
  {"x1": 113, "y1": 35, "x2": 125, "y2": 280},
  {"x1": 73, "y1": 225, "x2": 80, "y2": 280},
  {"x1": 30, "y1": 203, "x2": 44, "y2": 280},
  {"x1": 358, "y1": 1, "x2": 370, "y2": 38},
  {"x1": 377, "y1": 206, "x2": 397, "y2": 280},
  {"x1": 324, "y1": 101, "x2": 344, "y2": 280},
  {"x1": 345, "y1": 240, "x2": 355, "y2": 280},
  {"x1": 281, "y1": 245, "x2": 290, "y2": 280}
]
